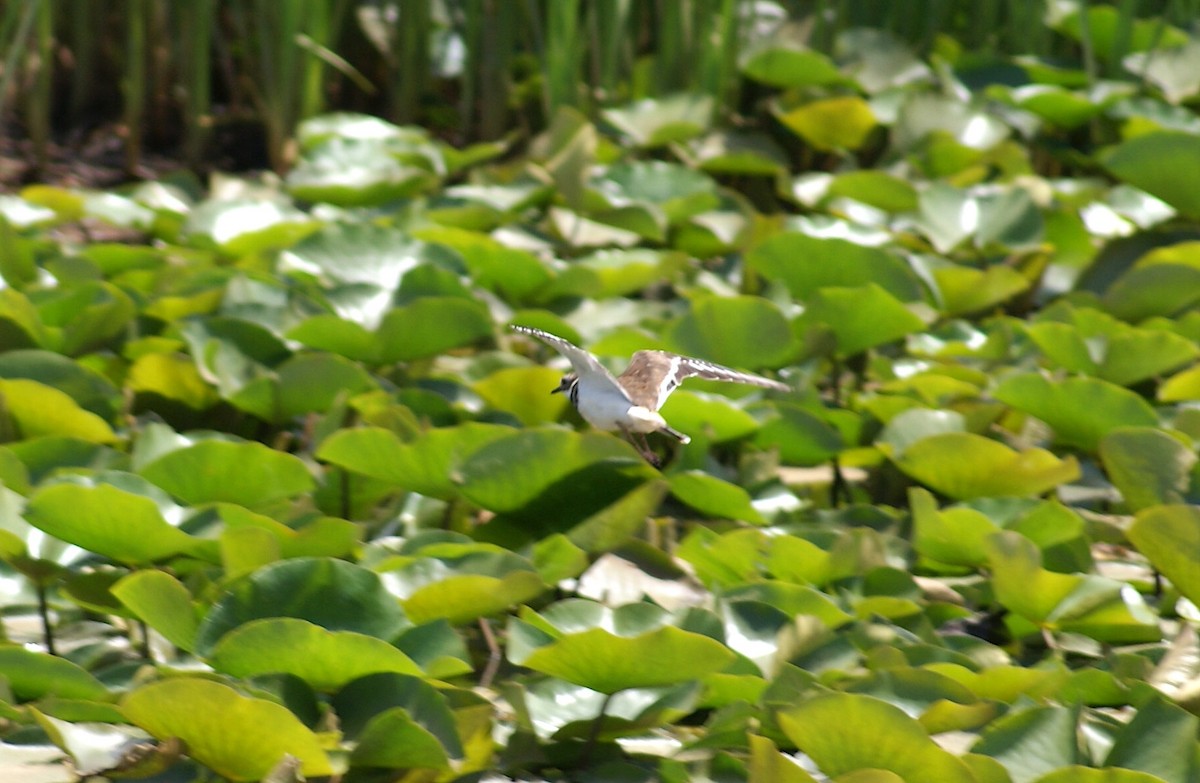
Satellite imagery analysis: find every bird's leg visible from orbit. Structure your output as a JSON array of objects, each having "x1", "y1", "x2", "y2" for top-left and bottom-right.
[{"x1": 620, "y1": 427, "x2": 661, "y2": 467}]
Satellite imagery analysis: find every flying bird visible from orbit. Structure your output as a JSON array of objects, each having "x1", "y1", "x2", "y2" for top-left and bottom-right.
[{"x1": 512, "y1": 325, "x2": 789, "y2": 463}]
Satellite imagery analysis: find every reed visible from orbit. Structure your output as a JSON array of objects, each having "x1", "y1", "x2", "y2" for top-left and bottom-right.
[{"x1": 0, "y1": 0, "x2": 1189, "y2": 175}]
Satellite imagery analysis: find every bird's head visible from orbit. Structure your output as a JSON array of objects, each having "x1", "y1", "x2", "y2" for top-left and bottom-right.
[{"x1": 551, "y1": 373, "x2": 578, "y2": 396}]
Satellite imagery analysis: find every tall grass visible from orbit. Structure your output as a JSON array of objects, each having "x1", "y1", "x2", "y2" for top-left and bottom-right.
[{"x1": 0, "y1": 0, "x2": 1193, "y2": 177}]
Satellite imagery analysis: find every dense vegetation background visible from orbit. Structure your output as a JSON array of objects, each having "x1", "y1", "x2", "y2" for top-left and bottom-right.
[{"x1": 2, "y1": 1, "x2": 1200, "y2": 781}]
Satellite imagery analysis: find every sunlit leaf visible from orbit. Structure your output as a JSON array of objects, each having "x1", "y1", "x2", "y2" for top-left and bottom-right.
[
  {"x1": 747, "y1": 233, "x2": 922, "y2": 302},
  {"x1": 1128, "y1": 505, "x2": 1200, "y2": 607},
  {"x1": 194, "y1": 557, "x2": 409, "y2": 655},
  {"x1": 516, "y1": 625, "x2": 734, "y2": 693},
  {"x1": 122, "y1": 678, "x2": 332, "y2": 781},
  {"x1": 795, "y1": 284, "x2": 926, "y2": 358},
  {"x1": 26, "y1": 483, "x2": 199, "y2": 565},
  {"x1": 112, "y1": 570, "x2": 200, "y2": 652},
  {"x1": 0, "y1": 646, "x2": 110, "y2": 702},
  {"x1": 1102, "y1": 131, "x2": 1200, "y2": 219},
  {"x1": 777, "y1": 693, "x2": 976, "y2": 782},
  {"x1": 776, "y1": 96, "x2": 877, "y2": 151},
  {"x1": 666, "y1": 295, "x2": 798, "y2": 368},
  {"x1": 1099, "y1": 427, "x2": 1196, "y2": 511},
  {"x1": 210, "y1": 618, "x2": 423, "y2": 690},
  {"x1": 993, "y1": 373, "x2": 1158, "y2": 451},
  {"x1": 138, "y1": 440, "x2": 314, "y2": 506},
  {"x1": 668, "y1": 471, "x2": 764, "y2": 524},
  {"x1": 891, "y1": 432, "x2": 1079, "y2": 500},
  {"x1": 317, "y1": 423, "x2": 513, "y2": 500}
]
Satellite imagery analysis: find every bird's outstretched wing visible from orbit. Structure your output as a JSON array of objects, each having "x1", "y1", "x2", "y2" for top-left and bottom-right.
[
  {"x1": 622, "y1": 350, "x2": 789, "y2": 411},
  {"x1": 511, "y1": 325, "x2": 628, "y2": 394}
]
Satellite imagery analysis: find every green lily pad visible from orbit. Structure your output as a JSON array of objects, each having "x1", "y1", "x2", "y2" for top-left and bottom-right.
[
  {"x1": 1125, "y1": 38, "x2": 1200, "y2": 104},
  {"x1": 602, "y1": 93, "x2": 714, "y2": 147},
  {"x1": 276, "y1": 353, "x2": 378, "y2": 418},
  {"x1": 377, "y1": 297, "x2": 492, "y2": 362},
  {"x1": 993, "y1": 373, "x2": 1158, "y2": 452},
  {"x1": 597, "y1": 162, "x2": 718, "y2": 223},
  {"x1": 987, "y1": 531, "x2": 1159, "y2": 642},
  {"x1": 668, "y1": 471, "x2": 764, "y2": 524},
  {"x1": 350, "y1": 707, "x2": 453, "y2": 771},
  {"x1": 514, "y1": 624, "x2": 734, "y2": 694},
  {"x1": 41, "y1": 281, "x2": 136, "y2": 356},
  {"x1": 194, "y1": 557, "x2": 409, "y2": 655},
  {"x1": 333, "y1": 673, "x2": 464, "y2": 755},
  {"x1": 1099, "y1": 427, "x2": 1195, "y2": 511},
  {"x1": 138, "y1": 440, "x2": 314, "y2": 506},
  {"x1": 933, "y1": 264, "x2": 1030, "y2": 317},
  {"x1": 1103, "y1": 695, "x2": 1200, "y2": 782},
  {"x1": 475, "y1": 366, "x2": 571, "y2": 426},
  {"x1": 210, "y1": 617, "x2": 423, "y2": 691},
  {"x1": 1008, "y1": 84, "x2": 1109, "y2": 129},
  {"x1": 456, "y1": 429, "x2": 654, "y2": 521},
  {"x1": 742, "y1": 45, "x2": 843, "y2": 88},
  {"x1": 658, "y1": 390, "x2": 763, "y2": 443},
  {"x1": 755, "y1": 404, "x2": 844, "y2": 466},
  {"x1": 0, "y1": 646, "x2": 110, "y2": 702},
  {"x1": 384, "y1": 548, "x2": 548, "y2": 626},
  {"x1": 1102, "y1": 131, "x2": 1200, "y2": 219},
  {"x1": 910, "y1": 488, "x2": 997, "y2": 569},
  {"x1": 0, "y1": 288, "x2": 48, "y2": 349},
  {"x1": 891, "y1": 432, "x2": 1080, "y2": 500},
  {"x1": 971, "y1": 704, "x2": 1079, "y2": 782},
  {"x1": 1128, "y1": 505, "x2": 1200, "y2": 607},
  {"x1": 826, "y1": 170, "x2": 919, "y2": 213},
  {"x1": 776, "y1": 96, "x2": 877, "y2": 151},
  {"x1": 747, "y1": 233, "x2": 922, "y2": 302},
  {"x1": 777, "y1": 693, "x2": 976, "y2": 782},
  {"x1": 288, "y1": 138, "x2": 438, "y2": 205},
  {"x1": 112, "y1": 570, "x2": 200, "y2": 652},
  {"x1": 1101, "y1": 262, "x2": 1200, "y2": 322},
  {"x1": 414, "y1": 226, "x2": 551, "y2": 302},
  {"x1": 127, "y1": 352, "x2": 220, "y2": 410},
  {"x1": 0, "y1": 379, "x2": 117, "y2": 443},
  {"x1": 25, "y1": 483, "x2": 198, "y2": 565},
  {"x1": 317, "y1": 423, "x2": 514, "y2": 500},
  {"x1": 1026, "y1": 319, "x2": 1199, "y2": 386},
  {"x1": 666, "y1": 295, "x2": 797, "y2": 368},
  {"x1": 184, "y1": 199, "x2": 319, "y2": 256},
  {"x1": 121, "y1": 678, "x2": 332, "y2": 781},
  {"x1": 279, "y1": 222, "x2": 426, "y2": 289},
  {"x1": 0, "y1": 350, "x2": 120, "y2": 419},
  {"x1": 795, "y1": 284, "x2": 926, "y2": 358}
]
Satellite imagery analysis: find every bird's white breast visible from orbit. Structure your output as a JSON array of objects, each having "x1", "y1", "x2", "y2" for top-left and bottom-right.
[{"x1": 573, "y1": 375, "x2": 665, "y2": 433}]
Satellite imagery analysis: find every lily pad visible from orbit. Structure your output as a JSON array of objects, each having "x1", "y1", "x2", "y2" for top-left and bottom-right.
[
  {"x1": 747, "y1": 233, "x2": 922, "y2": 302},
  {"x1": 513, "y1": 624, "x2": 734, "y2": 694},
  {"x1": 210, "y1": 617, "x2": 423, "y2": 690},
  {"x1": 138, "y1": 440, "x2": 314, "y2": 506},
  {"x1": 777, "y1": 693, "x2": 976, "y2": 782},
  {"x1": 795, "y1": 284, "x2": 926, "y2": 358},
  {"x1": 121, "y1": 678, "x2": 332, "y2": 781},
  {"x1": 1102, "y1": 131, "x2": 1200, "y2": 219},
  {"x1": 891, "y1": 432, "x2": 1080, "y2": 500},
  {"x1": 194, "y1": 557, "x2": 409, "y2": 655},
  {"x1": 25, "y1": 483, "x2": 198, "y2": 565},
  {"x1": 666, "y1": 295, "x2": 798, "y2": 368},
  {"x1": 317, "y1": 423, "x2": 514, "y2": 500},
  {"x1": 112, "y1": 570, "x2": 200, "y2": 652},
  {"x1": 1128, "y1": 505, "x2": 1200, "y2": 607},
  {"x1": 993, "y1": 373, "x2": 1159, "y2": 452}
]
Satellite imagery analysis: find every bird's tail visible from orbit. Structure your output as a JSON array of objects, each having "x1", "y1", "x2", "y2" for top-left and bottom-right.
[{"x1": 660, "y1": 425, "x2": 691, "y2": 445}]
